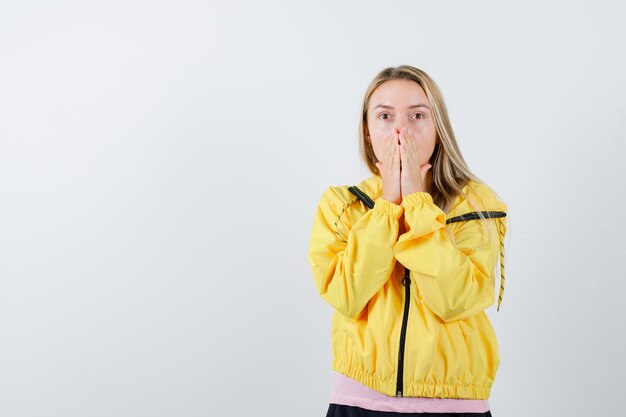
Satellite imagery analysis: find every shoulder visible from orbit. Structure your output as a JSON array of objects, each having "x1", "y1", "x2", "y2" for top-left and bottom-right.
[
  {"x1": 464, "y1": 180, "x2": 508, "y2": 212},
  {"x1": 311, "y1": 184, "x2": 353, "y2": 219},
  {"x1": 314, "y1": 185, "x2": 358, "y2": 225},
  {"x1": 325, "y1": 185, "x2": 358, "y2": 207},
  {"x1": 447, "y1": 179, "x2": 507, "y2": 216},
  {"x1": 319, "y1": 174, "x2": 380, "y2": 209}
]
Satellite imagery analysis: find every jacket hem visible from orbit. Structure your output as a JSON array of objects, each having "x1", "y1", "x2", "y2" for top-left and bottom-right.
[{"x1": 332, "y1": 357, "x2": 492, "y2": 400}]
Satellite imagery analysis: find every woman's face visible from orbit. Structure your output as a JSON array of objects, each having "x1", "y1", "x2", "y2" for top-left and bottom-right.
[{"x1": 366, "y1": 79, "x2": 437, "y2": 167}]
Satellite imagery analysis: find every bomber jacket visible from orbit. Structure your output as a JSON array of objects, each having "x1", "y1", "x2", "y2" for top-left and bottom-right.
[{"x1": 308, "y1": 174, "x2": 508, "y2": 400}]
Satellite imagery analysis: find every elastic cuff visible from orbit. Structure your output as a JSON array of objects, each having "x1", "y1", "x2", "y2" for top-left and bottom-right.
[
  {"x1": 401, "y1": 191, "x2": 434, "y2": 208},
  {"x1": 373, "y1": 197, "x2": 404, "y2": 220}
]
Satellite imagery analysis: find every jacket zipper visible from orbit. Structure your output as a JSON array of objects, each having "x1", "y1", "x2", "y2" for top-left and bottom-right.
[{"x1": 396, "y1": 267, "x2": 411, "y2": 396}]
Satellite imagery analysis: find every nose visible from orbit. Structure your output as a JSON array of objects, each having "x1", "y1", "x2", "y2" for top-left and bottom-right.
[
  {"x1": 395, "y1": 117, "x2": 412, "y2": 132},
  {"x1": 394, "y1": 124, "x2": 409, "y2": 135}
]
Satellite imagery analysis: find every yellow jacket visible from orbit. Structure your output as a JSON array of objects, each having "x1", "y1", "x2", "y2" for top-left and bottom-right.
[{"x1": 308, "y1": 174, "x2": 508, "y2": 399}]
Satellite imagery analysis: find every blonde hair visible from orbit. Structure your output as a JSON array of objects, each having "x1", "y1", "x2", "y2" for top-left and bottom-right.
[{"x1": 358, "y1": 65, "x2": 510, "y2": 298}]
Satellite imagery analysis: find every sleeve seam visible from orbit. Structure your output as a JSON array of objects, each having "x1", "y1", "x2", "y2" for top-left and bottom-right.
[{"x1": 325, "y1": 192, "x2": 353, "y2": 244}]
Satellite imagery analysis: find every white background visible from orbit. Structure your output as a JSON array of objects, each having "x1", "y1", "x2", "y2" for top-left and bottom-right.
[{"x1": 1, "y1": 1, "x2": 625, "y2": 416}]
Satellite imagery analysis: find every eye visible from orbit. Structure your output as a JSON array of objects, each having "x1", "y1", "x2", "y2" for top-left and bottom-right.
[
  {"x1": 412, "y1": 113, "x2": 424, "y2": 119},
  {"x1": 378, "y1": 113, "x2": 391, "y2": 120}
]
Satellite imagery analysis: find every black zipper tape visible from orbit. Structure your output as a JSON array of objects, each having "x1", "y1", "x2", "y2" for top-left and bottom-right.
[{"x1": 396, "y1": 267, "x2": 411, "y2": 396}]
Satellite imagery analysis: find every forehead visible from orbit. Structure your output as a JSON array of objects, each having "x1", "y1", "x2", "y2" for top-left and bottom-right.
[{"x1": 369, "y1": 79, "x2": 428, "y2": 108}]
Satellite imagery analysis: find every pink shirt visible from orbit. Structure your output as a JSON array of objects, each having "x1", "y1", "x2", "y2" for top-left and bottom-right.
[{"x1": 329, "y1": 371, "x2": 491, "y2": 413}]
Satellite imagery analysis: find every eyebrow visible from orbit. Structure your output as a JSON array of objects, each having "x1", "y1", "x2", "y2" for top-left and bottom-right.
[{"x1": 373, "y1": 104, "x2": 430, "y2": 110}]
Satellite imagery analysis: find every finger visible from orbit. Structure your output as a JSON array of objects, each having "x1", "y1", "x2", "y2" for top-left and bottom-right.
[
  {"x1": 388, "y1": 130, "x2": 397, "y2": 164},
  {"x1": 380, "y1": 133, "x2": 392, "y2": 167},
  {"x1": 395, "y1": 143, "x2": 401, "y2": 175},
  {"x1": 394, "y1": 143, "x2": 400, "y2": 168},
  {"x1": 401, "y1": 130, "x2": 418, "y2": 167},
  {"x1": 399, "y1": 132, "x2": 410, "y2": 168},
  {"x1": 396, "y1": 145, "x2": 402, "y2": 171}
]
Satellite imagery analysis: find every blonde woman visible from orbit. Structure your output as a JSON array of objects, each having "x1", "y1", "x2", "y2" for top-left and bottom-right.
[{"x1": 308, "y1": 65, "x2": 509, "y2": 416}]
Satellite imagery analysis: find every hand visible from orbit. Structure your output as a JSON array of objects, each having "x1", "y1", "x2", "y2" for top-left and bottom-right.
[
  {"x1": 375, "y1": 129, "x2": 402, "y2": 205},
  {"x1": 398, "y1": 127, "x2": 432, "y2": 198}
]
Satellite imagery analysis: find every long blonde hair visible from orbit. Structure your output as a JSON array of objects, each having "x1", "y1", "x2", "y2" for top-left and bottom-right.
[{"x1": 358, "y1": 65, "x2": 508, "y2": 251}]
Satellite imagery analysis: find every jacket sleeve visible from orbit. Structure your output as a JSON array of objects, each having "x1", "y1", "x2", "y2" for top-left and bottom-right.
[
  {"x1": 308, "y1": 188, "x2": 404, "y2": 319},
  {"x1": 393, "y1": 191, "x2": 501, "y2": 323}
]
